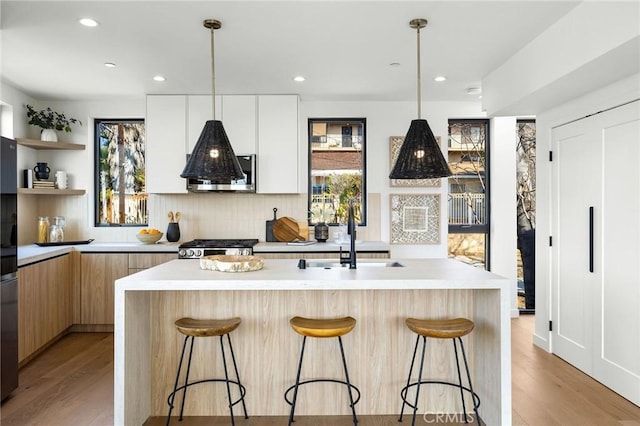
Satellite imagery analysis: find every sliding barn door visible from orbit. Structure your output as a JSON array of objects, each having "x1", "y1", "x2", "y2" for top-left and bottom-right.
[
  {"x1": 593, "y1": 101, "x2": 640, "y2": 405},
  {"x1": 551, "y1": 115, "x2": 599, "y2": 374},
  {"x1": 552, "y1": 100, "x2": 640, "y2": 406}
]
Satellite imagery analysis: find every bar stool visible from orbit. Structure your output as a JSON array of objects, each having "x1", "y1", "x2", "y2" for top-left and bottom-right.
[
  {"x1": 399, "y1": 317, "x2": 480, "y2": 425},
  {"x1": 284, "y1": 316, "x2": 360, "y2": 426},
  {"x1": 166, "y1": 317, "x2": 248, "y2": 426}
]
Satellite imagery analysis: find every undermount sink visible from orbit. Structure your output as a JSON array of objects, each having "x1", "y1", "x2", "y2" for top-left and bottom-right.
[{"x1": 303, "y1": 261, "x2": 404, "y2": 269}]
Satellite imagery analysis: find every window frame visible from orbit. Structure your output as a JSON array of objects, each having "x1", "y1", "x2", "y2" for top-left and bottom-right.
[
  {"x1": 94, "y1": 118, "x2": 147, "y2": 227},
  {"x1": 307, "y1": 117, "x2": 367, "y2": 226},
  {"x1": 447, "y1": 118, "x2": 491, "y2": 269}
]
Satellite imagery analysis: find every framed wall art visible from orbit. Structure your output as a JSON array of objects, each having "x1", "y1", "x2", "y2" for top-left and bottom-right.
[
  {"x1": 389, "y1": 136, "x2": 442, "y2": 187},
  {"x1": 390, "y1": 193, "x2": 440, "y2": 244}
]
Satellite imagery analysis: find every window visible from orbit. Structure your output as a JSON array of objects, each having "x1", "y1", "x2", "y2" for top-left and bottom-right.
[
  {"x1": 308, "y1": 118, "x2": 366, "y2": 225},
  {"x1": 516, "y1": 119, "x2": 536, "y2": 311},
  {"x1": 447, "y1": 119, "x2": 490, "y2": 269},
  {"x1": 94, "y1": 119, "x2": 147, "y2": 226}
]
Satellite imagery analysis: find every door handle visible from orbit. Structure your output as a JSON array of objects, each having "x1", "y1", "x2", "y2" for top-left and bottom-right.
[{"x1": 589, "y1": 206, "x2": 594, "y2": 273}]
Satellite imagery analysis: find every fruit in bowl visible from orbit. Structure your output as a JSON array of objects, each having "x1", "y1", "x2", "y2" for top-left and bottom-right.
[{"x1": 136, "y1": 228, "x2": 163, "y2": 244}]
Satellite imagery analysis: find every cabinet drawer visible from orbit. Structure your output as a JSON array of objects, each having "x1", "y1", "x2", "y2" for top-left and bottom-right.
[{"x1": 128, "y1": 253, "x2": 178, "y2": 269}]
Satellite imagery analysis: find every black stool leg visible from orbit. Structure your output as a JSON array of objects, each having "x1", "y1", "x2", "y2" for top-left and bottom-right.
[
  {"x1": 178, "y1": 336, "x2": 195, "y2": 421},
  {"x1": 338, "y1": 336, "x2": 358, "y2": 425},
  {"x1": 453, "y1": 338, "x2": 468, "y2": 423},
  {"x1": 219, "y1": 334, "x2": 236, "y2": 426},
  {"x1": 399, "y1": 334, "x2": 421, "y2": 422},
  {"x1": 411, "y1": 336, "x2": 427, "y2": 426},
  {"x1": 166, "y1": 335, "x2": 190, "y2": 426},
  {"x1": 458, "y1": 337, "x2": 479, "y2": 424},
  {"x1": 226, "y1": 333, "x2": 249, "y2": 419},
  {"x1": 288, "y1": 336, "x2": 307, "y2": 426}
]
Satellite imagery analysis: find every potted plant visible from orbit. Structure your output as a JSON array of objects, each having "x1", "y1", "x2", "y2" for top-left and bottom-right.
[
  {"x1": 310, "y1": 203, "x2": 334, "y2": 242},
  {"x1": 25, "y1": 104, "x2": 82, "y2": 141}
]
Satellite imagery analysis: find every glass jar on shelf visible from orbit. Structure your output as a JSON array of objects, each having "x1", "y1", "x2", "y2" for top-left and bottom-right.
[
  {"x1": 48, "y1": 216, "x2": 65, "y2": 243},
  {"x1": 37, "y1": 216, "x2": 50, "y2": 243}
]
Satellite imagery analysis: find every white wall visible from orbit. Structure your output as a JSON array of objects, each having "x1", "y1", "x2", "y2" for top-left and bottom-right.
[
  {"x1": 534, "y1": 73, "x2": 640, "y2": 351},
  {"x1": 302, "y1": 100, "x2": 485, "y2": 258},
  {"x1": 483, "y1": 1, "x2": 640, "y2": 116},
  {"x1": 0, "y1": 81, "x2": 34, "y2": 139},
  {"x1": 490, "y1": 117, "x2": 519, "y2": 317}
]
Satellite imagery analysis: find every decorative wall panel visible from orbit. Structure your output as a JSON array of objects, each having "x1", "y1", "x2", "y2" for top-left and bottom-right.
[{"x1": 390, "y1": 193, "x2": 440, "y2": 244}]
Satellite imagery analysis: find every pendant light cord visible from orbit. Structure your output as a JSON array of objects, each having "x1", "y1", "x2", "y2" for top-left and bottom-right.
[
  {"x1": 416, "y1": 24, "x2": 422, "y2": 119},
  {"x1": 210, "y1": 25, "x2": 216, "y2": 120}
]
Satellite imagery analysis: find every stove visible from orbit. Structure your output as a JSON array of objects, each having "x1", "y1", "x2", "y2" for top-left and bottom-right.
[{"x1": 178, "y1": 239, "x2": 259, "y2": 259}]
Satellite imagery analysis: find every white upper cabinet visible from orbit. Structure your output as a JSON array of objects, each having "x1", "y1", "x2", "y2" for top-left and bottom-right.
[
  {"x1": 146, "y1": 95, "x2": 188, "y2": 194},
  {"x1": 146, "y1": 94, "x2": 299, "y2": 194},
  {"x1": 187, "y1": 95, "x2": 221, "y2": 153},
  {"x1": 221, "y1": 95, "x2": 257, "y2": 155},
  {"x1": 257, "y1": 95, "x2": 299, "y2": 194}
]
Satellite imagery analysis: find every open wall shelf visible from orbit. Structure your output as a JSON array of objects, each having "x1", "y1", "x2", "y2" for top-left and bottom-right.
[
  {"x1": 18, "y1": 188, "x2": 85, "y2": 195},
  {"x1": 16, "y1": 138, "x2": 85, "y2": 150}
]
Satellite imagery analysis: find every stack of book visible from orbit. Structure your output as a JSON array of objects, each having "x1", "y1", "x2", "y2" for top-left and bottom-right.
[{"x1": 33, "y1": 180, "x2": 55, "y2": 189}]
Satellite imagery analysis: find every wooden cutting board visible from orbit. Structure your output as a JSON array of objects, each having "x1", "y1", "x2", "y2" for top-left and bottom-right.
[{"x1": 273, "y1": 217, "x2": 303, "y2": 242}]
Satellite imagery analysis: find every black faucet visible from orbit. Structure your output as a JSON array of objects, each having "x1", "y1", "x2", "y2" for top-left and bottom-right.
[{"x1": 339, "y1": 203, "x2": 357, "y2": 269}]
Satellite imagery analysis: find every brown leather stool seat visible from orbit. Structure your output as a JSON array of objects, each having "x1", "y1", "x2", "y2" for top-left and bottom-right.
[
  {"x1": 285, "y1": 316, "x2": 360, "y2": 426},
  {"x1": 166, "y1": 317, "x2": 248, "y2": 426},
  {"x1": 174, "y1": 316, "x2": 242, "y2": 337},
  {"x1": 405, "y1": 317, "x2": 475, "y2": 339},
  {"x1": 399, "y1": 317, "x2": 480, "y2": 425},
  {"x1": 289, "y1": 315, "x2": 356, "y2": 338}
]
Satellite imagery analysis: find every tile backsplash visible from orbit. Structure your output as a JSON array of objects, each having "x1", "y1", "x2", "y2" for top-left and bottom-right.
[{"x1": 18, "y1": 192, "x2": 381, "y2": 245}]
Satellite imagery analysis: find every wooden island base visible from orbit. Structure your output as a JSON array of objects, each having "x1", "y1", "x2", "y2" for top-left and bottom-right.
[
  {"x1": 115, "y1": 259, "x2": 510, "y2": 425},
  {"x1": 144, "y1": 414, "x2": 480, "y2": 425}
]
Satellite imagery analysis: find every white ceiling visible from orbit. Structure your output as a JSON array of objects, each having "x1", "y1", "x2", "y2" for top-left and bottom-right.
[{"x1": 1, "y1": 1, "x2": 580, "y2": 103}]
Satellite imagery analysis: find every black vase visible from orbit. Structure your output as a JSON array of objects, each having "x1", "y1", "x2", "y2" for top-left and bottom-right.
[
  {"x1": 314, "y1": 222, "x2": 329, "y2": 242},
  {"x1": 166, "y1": 222, "x2": 180, "y2": 242}
]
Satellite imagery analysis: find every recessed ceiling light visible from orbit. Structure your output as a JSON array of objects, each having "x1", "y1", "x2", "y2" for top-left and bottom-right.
[
  {"x1": 434, "y1": 76, "x2": 447, "y2": 82},
  {"x1": 467, "y1": 87, "x2": 482, "y2": 95},
  {"x1": 153, "y1": 75, "x2": 166, "y2": 82},
  {"x1": 104, "y1": 62, "x2": 116, "y2": 68},
  {"x1": 293, "y1": 76, "x2": 305, "y2": 82},
  {"x1": 79, "y1": 18, "x2": 99, "y2": 27}
]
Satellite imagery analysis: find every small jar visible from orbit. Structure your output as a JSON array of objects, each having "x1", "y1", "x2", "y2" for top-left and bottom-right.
[
  {"x1": 37, "y1": 216, "x2": 50, "y2": 243},
  {"x1": 49, "y1": 224, "x2": 64, "y2": 243}
]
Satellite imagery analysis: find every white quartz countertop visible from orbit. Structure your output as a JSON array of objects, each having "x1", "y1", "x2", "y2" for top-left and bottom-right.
[
  {"x1": 17, "y1": 241, "x2": 389, "y2": 266},
  {"x1": 253, "y1": 241, "x2": 389, "y2": 252},
  {"x1": 117, "y1": 258, "x2": 508, "y2": 291},
  {"x1": 17, "y1": 242, "x2": 180, "y2": 266}
]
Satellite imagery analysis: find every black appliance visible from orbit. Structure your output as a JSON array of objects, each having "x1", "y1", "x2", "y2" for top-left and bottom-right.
[
  {"x1": 186, "y1": 154, "x2": 256, "y2": 193},
  {"x1": 178, "y1": 239, "x2": 259, "y2": 259},
  {"x1": 1, "y1": 136, "x2": 18, "y2": 401}
]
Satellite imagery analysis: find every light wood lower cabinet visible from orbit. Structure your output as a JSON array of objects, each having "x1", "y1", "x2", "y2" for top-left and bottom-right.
[
  {"x1": 80, "y1": 253, "x2": 129, "y2": 325},
  {"x1": 18, "y1": 254, "x2": 72, "y2": 363},
  {"x1": 80, "y1": 253, "x2": 178, "y2": 325},
  {"x1": 128, "y1": 253, "x2": 178, "y2": 274}
]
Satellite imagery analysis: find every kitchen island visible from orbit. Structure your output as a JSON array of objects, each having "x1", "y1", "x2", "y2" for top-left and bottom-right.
[{"x1": 115, "y1": 258, "x2": 511, "y2": 425}]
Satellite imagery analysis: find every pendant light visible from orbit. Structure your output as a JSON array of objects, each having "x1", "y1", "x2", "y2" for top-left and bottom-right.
[
  {"x1": 389, "y1": 19, "x2": 452, "y2": 180},
  {"x1": 181, "y1": 19, "x2": 244, "y2": 183}
]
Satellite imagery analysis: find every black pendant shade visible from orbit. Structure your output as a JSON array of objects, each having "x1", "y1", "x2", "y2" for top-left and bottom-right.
[
  {"x1": 389, "y1": 119, "x2": 452, "y2": 179},
  {"x1": 180, "y1": 120, "x2": 244, "y2": 183}
]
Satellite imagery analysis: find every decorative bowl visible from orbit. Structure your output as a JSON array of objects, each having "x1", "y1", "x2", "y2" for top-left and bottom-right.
[
  {"x1": 136, "y1": 232, "x2": 163, "y2": 244},
  {"x1": 200, "y1": 255, "x2": 264, "y2": 272}
]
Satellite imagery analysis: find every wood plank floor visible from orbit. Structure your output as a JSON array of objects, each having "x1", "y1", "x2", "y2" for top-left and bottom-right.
[{"x1": 1, "y1": 315, "x2": 639, "y2": 425}]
